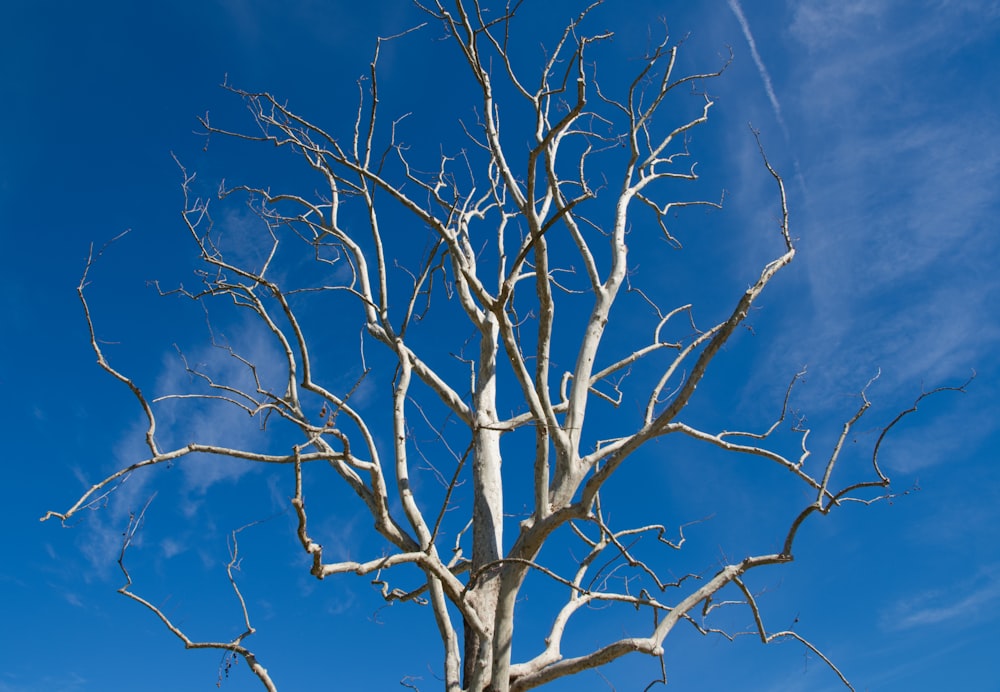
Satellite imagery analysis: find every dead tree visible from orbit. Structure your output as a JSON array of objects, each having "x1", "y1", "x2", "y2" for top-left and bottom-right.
[{"x1": 43, "y1": 2, "x2": 969, "y2": 690}]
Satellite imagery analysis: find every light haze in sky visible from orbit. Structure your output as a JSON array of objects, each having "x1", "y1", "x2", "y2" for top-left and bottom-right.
[{"x1": 2, "y1": 1, "x2": 998, "y2": 690}]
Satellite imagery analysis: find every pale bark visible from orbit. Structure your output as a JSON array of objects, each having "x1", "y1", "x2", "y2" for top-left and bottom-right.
[{"x1": 42, "y1": 2, "x2": 973, "y2": 690}]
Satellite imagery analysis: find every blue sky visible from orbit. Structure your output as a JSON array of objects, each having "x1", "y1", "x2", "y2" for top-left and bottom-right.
[{"x1": 2, "y1": 1, "x2": 999, "y2": 690}]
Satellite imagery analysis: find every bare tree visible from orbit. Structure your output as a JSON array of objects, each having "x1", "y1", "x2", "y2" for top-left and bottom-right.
[{"x1": 43, "y1": 2, "x2": 969, "y2": 690}]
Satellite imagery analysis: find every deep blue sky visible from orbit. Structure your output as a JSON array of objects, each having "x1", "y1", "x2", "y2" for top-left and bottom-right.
[{"x1": 3, "y1": 1, "x2": 999, "y2": 690}]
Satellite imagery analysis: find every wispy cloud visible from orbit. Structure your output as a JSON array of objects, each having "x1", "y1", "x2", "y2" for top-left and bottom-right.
[
  {"x1": 727, "y1": 0, "x2": 786, "y2": 136},
  {"x1": 876, "y1": 392, "x2": 991, "y2": 474},
  {"x1": 738, "y1": 0, "x2": 1000, "y2": 416},
  {"x1": 788, "y1": 0, "x2": 887, "y2": 50},
  {"x1": 151, "y1": 316, "x2": 286, "y2": 494},
  {"x1": 66, "y1": 308, "x2": 292, "y2": 577},
  {"x1": 160, "y1": 536, "x2": 187, "y2": 559},
  {"x1": 880, "y1": 565, "x2": 1000, "y2": 631},
  {"x1": 64, "y1": 418, "x2": 160, "y2": 577},
  {"x1": 0, "y1": 672, "x2": 89, "y2": 692}
]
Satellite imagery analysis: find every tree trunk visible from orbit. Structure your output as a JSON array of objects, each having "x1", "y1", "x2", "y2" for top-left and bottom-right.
[{"x1": 464, "y1": 316, "x2": 504, "y2": 690}]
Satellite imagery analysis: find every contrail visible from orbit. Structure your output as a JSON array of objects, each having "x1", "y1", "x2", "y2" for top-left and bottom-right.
[
  {"x1": 727, "y1": 0, "x2": 787, "y2": 135},
  {"x1": 727, "y1": 0, "x2": 807, "y2": 198}
]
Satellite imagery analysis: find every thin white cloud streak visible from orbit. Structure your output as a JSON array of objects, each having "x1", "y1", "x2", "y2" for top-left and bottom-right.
[
  {"x1": 737, "y1": 0, "x2": 1000, "y2": 422},
  {"x1": 727, "y1": 0, "x2": 787, "y2": 136},
  {"x1": 880, "y1": 565, "x2": 1000, "y2": 631},
  {"x1": 726, "y1": 0, "x2": 806, "y2": 196}
]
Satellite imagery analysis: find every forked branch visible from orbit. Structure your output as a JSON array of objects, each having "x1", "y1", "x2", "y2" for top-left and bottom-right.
[{"x1": 117, "y1": 499, "x2": 277, "y2": 692}]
